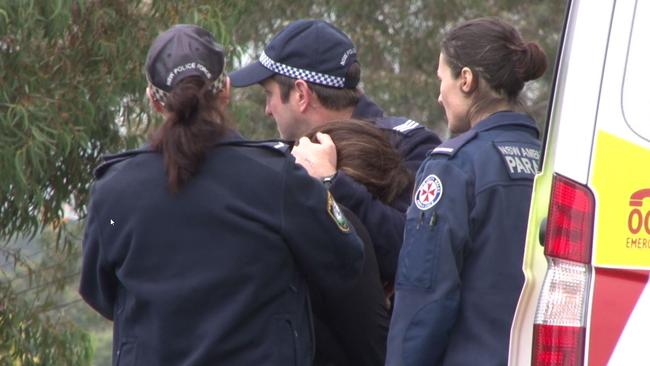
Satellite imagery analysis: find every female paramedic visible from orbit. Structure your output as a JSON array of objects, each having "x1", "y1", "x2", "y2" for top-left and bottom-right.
[
  {"x1": 386, "y1": 17, "x2": 548, "y2": 366},
  {"x1": 79, "y1": 24, "x2": 363, "y2": 366}
]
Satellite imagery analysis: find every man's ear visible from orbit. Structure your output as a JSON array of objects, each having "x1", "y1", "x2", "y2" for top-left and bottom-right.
[
  {"x1": 294, "y1": 79, "x2": 314, "y2": 112},
  {"x1": 146, "y1": 85, "x2": 165, "y2": 113},
  {"x1": 460, "y1": 67, "x2": 479, "y2": 94}
]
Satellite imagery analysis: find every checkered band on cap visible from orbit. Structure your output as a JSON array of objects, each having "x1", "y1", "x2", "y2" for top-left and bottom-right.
[
  {"x1": 259, "y1": 51, "x2": 346, "y2": 88},
  {"x1": 148, "y1": 68, "x2": 226, "y2": 106}
]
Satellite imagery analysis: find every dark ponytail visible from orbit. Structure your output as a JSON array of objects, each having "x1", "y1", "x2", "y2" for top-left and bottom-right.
[
  {"x1": 515, "y1": 42, "x2": 547, "y2": 83},
  {"x1": 149, "y1": 76, "x2": 229, "y2": 193}
]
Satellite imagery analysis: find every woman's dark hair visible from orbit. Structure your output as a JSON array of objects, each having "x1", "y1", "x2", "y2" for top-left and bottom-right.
[
  {"x1": 304, "y1": 119, "x2": 413, "y2": 204},
  {"x1": 441, "y1": 17, "x2": 548, "y2": 120},
  {"x1": 149, "y1": 76, "x2": 230, "y2": 193}
]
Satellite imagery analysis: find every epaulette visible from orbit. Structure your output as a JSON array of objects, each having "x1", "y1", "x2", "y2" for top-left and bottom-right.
[
  {"x1": 429, "y1": 130, "x2": 478, "y2": 158},
  {"x1": 218, "y1": 139, "x2": 293, "y2": 154},
  {"x1": 374, "y1": 116, "x2": 423, "y2": 135},
  {"x1": 93, "y1": 147, "x2": 154, "y2": 179}
]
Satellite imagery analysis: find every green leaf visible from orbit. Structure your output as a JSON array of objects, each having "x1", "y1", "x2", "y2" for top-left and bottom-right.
[{"x1": 13, "y1": 149, "x2": 27, "y2": 186}]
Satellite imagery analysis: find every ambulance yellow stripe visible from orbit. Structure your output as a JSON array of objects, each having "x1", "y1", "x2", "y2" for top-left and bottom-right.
[{"x1": 591, "y1": 131, "x2": 650, "y2": 268}]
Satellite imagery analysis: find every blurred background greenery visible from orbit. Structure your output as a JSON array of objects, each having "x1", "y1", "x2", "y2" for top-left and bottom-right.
[{"x1": 0, "y1": 0, "x2": 565, "y2": 364}]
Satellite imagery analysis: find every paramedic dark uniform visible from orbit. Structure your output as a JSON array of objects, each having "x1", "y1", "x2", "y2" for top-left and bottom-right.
[
  {"x1": 386, "y1": 111, "x2": 541, "y2": 366},
  {"x1": 329, "y1": 95, "x2": 442, "y2": 283},
  {"x1": 79, "y1": 132, "x2": 364, "y2": 366}
]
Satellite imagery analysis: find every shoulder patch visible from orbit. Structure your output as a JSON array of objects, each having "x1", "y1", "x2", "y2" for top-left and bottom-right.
[
  {"x1": 414, "y1": 174, "x2": 443, "y2": 210},
  {"x1": 493, "y1": 141, "x2": 540, "y2": 179},
  {"x1": 431, "y1": 130, "x2": 478, "y2": 157},
  {"x1": 327, "y1": 192, "x2": 351, "y2": 233}
]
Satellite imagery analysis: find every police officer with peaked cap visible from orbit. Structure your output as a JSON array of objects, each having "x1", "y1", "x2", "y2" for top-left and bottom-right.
[
  {"x1": 230, "y1": 19, "x2": 440, "y2": 283},
  {"x1": 230, "y1": 19, "x2": 442, "y2": 287},
  {"x1": 230, "y1": 19, "x2": 441, "y2": 365},
  {"x1": 79, "y1": 24, "x2": 364, "y2": 366}
]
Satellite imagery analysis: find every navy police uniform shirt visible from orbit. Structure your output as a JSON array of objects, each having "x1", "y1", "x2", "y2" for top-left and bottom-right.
[
  {"x1": 328, "y1": 95, "x2": 442, "y2": 283},
  {"x1": 79, "y1": 131, "x2": 364, "y2": 366},
  {"x1": 386, "y1": 112, "x2": 541, "y2": 366}
]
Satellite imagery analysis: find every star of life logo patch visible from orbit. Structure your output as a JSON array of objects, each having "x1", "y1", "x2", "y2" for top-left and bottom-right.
[
  {"x1": 414, "y1": 174, "x2": 443, "y2": 210},
  {"x1": 327, "y1": 192, "x2": 351, "y2": 233}
]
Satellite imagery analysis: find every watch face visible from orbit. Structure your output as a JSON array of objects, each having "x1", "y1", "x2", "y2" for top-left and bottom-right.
[
  {"x1": 322, "y1": 172, "x2": 337, "y2": 189},
  {"x1": 322, "y1": 172, "x2": 337, "y2": 182}
]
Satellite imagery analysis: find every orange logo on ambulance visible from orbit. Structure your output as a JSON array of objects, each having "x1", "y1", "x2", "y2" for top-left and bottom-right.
[
  {"x1": 627, "y1": 189, "x2": 650, "y2": 235},
  {"x1": 592, "y1": 131, "x2": 650, "y2": 267}
]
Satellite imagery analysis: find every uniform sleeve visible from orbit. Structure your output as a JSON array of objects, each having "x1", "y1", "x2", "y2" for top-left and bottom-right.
[
  {"x1": 328, "y1": 171, "x2": 407, "y2": 284},
  {"x1": 281, "y1": 158, "x2": 365, "y2": 293},
  {"x1": 386, "y1": 158, "x2": 471, "y2": 366},
  {"x1": 78, "y1": 184, "x2": 117, "y2": 320},
  {"x1": 394, "y1": 127, "x2": 442, "y2": 174}
]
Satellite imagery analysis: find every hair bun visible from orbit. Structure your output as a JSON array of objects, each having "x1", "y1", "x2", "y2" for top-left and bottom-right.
[{"x1": 517, "y1": 42, "x2": 548, "y2": 82}]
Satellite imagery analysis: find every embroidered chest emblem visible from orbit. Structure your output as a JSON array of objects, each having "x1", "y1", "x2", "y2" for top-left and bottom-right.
[{"x1": 414, "y1": 174, "x2": 443, "y2": 210}]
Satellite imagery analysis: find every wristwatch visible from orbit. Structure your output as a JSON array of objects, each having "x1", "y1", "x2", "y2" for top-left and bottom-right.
[{"x1": 321, "y1": 172, "x2": 338, "y2": 189}]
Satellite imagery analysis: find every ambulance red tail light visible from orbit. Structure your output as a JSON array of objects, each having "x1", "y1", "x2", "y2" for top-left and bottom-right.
[
  {"x1": 532, "y1": 174, "x2": 595, "y2": 366},
  {"x1": 544, "y1": 174, "x2": 595, "y2": 263}
]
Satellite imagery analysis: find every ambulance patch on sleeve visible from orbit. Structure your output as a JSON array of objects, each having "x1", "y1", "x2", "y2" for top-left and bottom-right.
[
  {"x1": 327, "y1": 192, "x2": 351, "y2": 233},
  {"x1": 414, "y1": 174, "x2": 443, "y2": 210},
  {"x1": 493, "y1": 142, "x2": 541, "y2": 179}
]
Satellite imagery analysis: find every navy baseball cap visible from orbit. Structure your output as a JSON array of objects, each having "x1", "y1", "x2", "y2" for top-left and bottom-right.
[
  {"x1": 229, "y1": 19, "x2": 359, "y2": 89},
  {"x1": 146, "y1": 24, "x2": 226, "y2": 102}
]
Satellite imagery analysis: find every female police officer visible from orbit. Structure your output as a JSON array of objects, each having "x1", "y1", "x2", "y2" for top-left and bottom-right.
[
  {"x1": 386, "y1": 18, "x2": 547, "y2": 366},
  {"x1": 79, "y1": 24, "x2": 363, "y2": 366}
]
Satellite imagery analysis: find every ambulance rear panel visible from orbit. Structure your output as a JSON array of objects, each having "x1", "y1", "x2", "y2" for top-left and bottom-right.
[{"x1": 509, "y1": 0, "x2": 650, "y2": 365}]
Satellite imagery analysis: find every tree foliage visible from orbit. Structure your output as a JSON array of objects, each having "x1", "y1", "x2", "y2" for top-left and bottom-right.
[
  {"x1": 1, "y1": 223, "x2": 93, "y2": 365},
  {"x1": 0, "y1": 0, "x2": 565, "y2": 363},
  {"x1": 0, "y1": 1, "x2": 249, "y2": 363}
]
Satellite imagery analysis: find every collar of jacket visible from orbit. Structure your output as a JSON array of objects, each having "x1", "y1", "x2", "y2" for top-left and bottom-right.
[
  {"x1": 430, "y1": 111, "x2": 538, "y2": 158},
  {"x1": 471, "y1": 111, "x2": 539, "y2": 137},
  {"x1": 351, "y1": 95, "x2": 385, "y2": 120},
  {"x1": 94, "y1": 129, "x2": 244, "y2": 178}
]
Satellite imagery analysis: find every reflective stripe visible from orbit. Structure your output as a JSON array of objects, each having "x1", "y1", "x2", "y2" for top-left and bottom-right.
[
  {"x1": 393, "y1": 119, "x2": 420, "y2": 132},
  {"x1": 433, "y1": 147, "x2": 454, "y2": 153}
]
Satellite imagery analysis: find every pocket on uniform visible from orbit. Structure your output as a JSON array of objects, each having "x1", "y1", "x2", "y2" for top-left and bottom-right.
[
  {"x1": 396, "y1": 210, "x2": 440, "y2": 290},
  {"x1": 271, "y1": 316, "x2": 298, "y2": 366},
  {"x1": 116, "y1": 338, "x2": 137, "y2": 366}
]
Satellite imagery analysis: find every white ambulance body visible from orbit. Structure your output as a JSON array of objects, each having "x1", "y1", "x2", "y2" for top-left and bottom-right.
[{"x1": 509, "y1": 0, "x2": 650, "y2": 365}]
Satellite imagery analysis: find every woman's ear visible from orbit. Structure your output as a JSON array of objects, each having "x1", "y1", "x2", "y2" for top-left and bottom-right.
[
  {"x1": 146, "y1": 85, "x2": 165, "y2": 113},
  {"x1": 460, "y1": 67, "x2": 479, "y2": 94}
]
